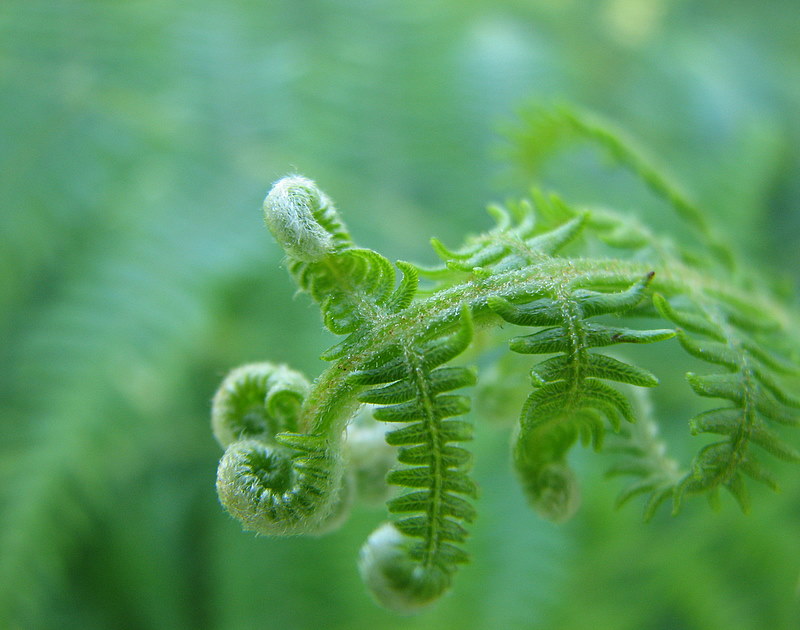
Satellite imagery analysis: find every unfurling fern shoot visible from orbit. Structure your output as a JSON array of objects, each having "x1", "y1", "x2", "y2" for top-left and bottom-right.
[{"x1": 210, "y1": 118, "x2": 800, "y2": 613}]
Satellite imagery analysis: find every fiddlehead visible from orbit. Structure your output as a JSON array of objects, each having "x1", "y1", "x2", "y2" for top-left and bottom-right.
[
  {"x1": 264, "y1": 174, "x2": 408, "y2": 337},
  {"x1": 212, "y1": 362, "x2": 351, "y2": 536},
  {"x1": 211, "y1": 120, "x2": 800, "y2": 612},
  {"x1": 212, "y1": 178, "x2": 378, "y2": 537},
  {"x1": 263, "y1": 174, "x2": 349, "y2": 262},
  {"x1": 355, "y1": 307, "x2": 477, "y2": 612}
]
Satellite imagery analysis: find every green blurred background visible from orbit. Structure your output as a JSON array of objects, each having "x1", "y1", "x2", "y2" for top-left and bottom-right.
[{"x1": 1, "y1": 1, "x2": 799, "y2": 629}]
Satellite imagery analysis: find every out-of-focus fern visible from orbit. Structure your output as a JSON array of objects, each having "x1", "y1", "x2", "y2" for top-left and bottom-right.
[
  {"x1": 211, "y1": 138, "x2": 800, "y2": 612},
  {"x1": 0, "y1": 1, "x2": 503, "y2": 624},
  {"x1": 656, "y1": 294, "x2": 800, "y2": 512},
  {"x1": 508, "y1": 104, "x2": 735, "y2": 267},
  {"x1": 0, "y1": 211, "x2": 252, "y2": 625}
]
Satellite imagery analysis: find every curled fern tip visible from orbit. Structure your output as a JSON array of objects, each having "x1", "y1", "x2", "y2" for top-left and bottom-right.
[{"x1": 263, "y1": 175, "x2": 340, "y2": 262}]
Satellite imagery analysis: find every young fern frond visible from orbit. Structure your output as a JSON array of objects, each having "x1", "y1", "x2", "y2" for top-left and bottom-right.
[
  {"x1": 655, "y1": 294, "x2": 800, "y2": 512},
  {"x1": 424, "y1": 195, "x2": 586, "y2": 282},
  {"x1": 212, "y1": 362, "x2": 352, "y2": 536},
  {"x1": 509, "y1": 104, "x2": 735, "y2": 267},
  {"x1": 211, "y1": 123, "x2": 800, "y2": 613},
  {"x1": 487, "y1": 274, "x2": 675, "y2": 522},
  {"x1": 355, "y1": 307, "x2": 477, "y2": 612},
  {"x1": 604, "y1": 388, "x2": 683, "y2": 521}
]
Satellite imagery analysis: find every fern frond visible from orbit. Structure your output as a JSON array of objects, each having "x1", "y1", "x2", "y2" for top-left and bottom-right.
[
  {"x1": 423, "y1": 193, "x2": 586, "y2": 284},
  {"x1": 355, "y1": 307, "x2": 477, "y2": 613},
  {"x1": 652, "y1": 293, "x2": 800, "y2": 512},
  {"x1": 604, "y1": 389, "x2": 684, "y2": 521},
  {"x1": 213, "y1": 162, "x2": 800, "y2": 614},
  {"x1": 509, "y1": 105, "x2": 734, "y2": 267},
  {"x1": 489, "y1": 273, "x2": 675, "y2": 522}
]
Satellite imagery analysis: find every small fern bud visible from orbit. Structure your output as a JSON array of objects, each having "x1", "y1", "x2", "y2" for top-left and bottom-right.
[
  {"x1": 216, "y1": 438, "x2": 346, "y2": 536},
  {"x1": 216, "y1": 440, "x2": 299, "y2": 535},
  {"x1": 358, "y1": 523, "x2": 450, "y2": 614},
  {"x1": 211, "y1": 362, "x2": 309, "y2": 447},
  {"x1": 263, "y1": 175, "x2": 343, "y2": 262},
  {"x1": 517, "y1": 461, "x2": 581, "y2": 524}
]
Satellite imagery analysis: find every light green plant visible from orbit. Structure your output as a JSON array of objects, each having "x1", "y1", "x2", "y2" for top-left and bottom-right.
[{"x1": 211, "y1": 114, "x2": 800, "y2": 614}]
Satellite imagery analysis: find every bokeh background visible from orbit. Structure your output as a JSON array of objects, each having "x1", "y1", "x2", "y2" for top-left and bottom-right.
[{"x1": 1, "y1": 1, "x2": 799, "y2": 629}]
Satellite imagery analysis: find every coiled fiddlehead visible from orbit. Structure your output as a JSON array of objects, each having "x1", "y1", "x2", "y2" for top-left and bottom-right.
[
  {"x1": 211, "y1": 128, "x2": 800, "y2": 612},
  {"x1": 212, "y1": 362, "x2": 351, "y2": 536}
]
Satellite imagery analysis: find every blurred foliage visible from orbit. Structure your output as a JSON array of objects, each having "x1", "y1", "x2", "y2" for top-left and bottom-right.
[{"x1": 0, "y1": 0, "x2": 798, "y2": 629}]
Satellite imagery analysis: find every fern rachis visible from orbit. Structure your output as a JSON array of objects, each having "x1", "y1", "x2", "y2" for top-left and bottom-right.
[{"x1": 210, "y1": 117, "x2": 800, "y2": 613}]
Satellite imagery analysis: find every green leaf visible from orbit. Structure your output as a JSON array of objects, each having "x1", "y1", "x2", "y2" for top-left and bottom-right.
[
  {"x1": 573, "y1": 272, "x2": 654, "y2": 318},
  {"x1": 525, "y1": 213, "x2": 586, "y2": 255},
  {"x1": 532, "y1": 353, "x2": 659, "y2": 387},
  {"x1": 509, "y1": 325, "x2": 674, "y2": 354},
  {"x1": 653, "y1": 293, "x2": 725, "y2": 340}
]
